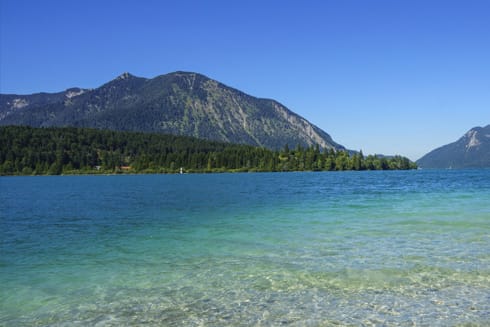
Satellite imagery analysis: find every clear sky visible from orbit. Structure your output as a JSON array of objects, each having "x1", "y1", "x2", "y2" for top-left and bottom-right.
[{"x1": 1, "y1": 0, "x2": 489, "y2": 160}]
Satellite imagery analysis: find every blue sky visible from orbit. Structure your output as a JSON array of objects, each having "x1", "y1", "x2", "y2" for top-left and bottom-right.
[{"x1": 1, "y1": 0, "x2": 489, "y2": 160}]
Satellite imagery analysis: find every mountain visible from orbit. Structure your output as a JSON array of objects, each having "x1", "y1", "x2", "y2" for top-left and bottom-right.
[
  {"x1": 417, "y1": 125, "x2": 490, "y2": 168},
  {"x1": 0, "y1": 88, "x2": 88, "y2": 121},
  {"x1": 0, "y1": 72, "x2": 344, "y2": 151}
]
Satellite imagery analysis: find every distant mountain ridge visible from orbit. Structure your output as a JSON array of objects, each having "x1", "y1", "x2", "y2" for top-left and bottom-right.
[
  {"x1": 417, "y1": 125, "x2": 490, "y2": 168},
  {"x1": 0, "y1": 71, "x2": 345, "y2": 151}
]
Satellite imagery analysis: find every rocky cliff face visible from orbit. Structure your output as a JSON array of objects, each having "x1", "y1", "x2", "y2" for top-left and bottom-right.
[
  {"x1": 0, "y1": 71, "x2": 344, "y2": 150},
  {"x1": 417, "y1": 125, "x2": 490, "y2": 168}
]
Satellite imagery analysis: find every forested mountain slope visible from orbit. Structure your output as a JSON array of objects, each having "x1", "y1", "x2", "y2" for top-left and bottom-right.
[
  {"x1": 0, "y1": 126, "x2": 416, "y2": 175},
  {"x1": 0, "y1": 72, "x2": 344, "y2": 151}
]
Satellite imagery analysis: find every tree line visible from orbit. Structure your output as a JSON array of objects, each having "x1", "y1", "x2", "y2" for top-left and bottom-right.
[{"x1": 0, "y1": 126, "x2": 417, "y2": 175}]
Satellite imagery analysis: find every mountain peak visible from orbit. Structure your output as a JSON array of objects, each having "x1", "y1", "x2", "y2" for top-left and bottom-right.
[
  {"x1": 464, "y1": 125, "x2": 490, "y2": 150},
  {"x1": 100, "y1": 72, "x2": 147, "y2": 90},
  {"x1": 117, "y1": 72, "x2": 133, "y2": 80}
]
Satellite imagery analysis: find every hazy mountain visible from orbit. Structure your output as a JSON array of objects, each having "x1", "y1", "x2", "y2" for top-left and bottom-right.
[
  {"x1": 0, "y1": 72, "x2": 345, "y2": 151},
  {"x1": 417, "y1": 125, "x2": 490, "y2": 168}
]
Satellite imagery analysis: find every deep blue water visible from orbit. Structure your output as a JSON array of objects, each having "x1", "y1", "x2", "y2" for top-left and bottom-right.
[{"x1": 1, "y1": 170, "x2": 489, "y2": 326}]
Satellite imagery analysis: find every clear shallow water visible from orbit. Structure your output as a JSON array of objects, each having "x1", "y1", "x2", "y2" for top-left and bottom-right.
[{"x1": 1, "y1": 170, "x2": 489, "y2": 326}]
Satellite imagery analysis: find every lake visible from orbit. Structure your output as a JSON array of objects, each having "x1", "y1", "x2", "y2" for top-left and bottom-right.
[{"x1": 1, "y1": 170, "x2": 489, "y2": 326}]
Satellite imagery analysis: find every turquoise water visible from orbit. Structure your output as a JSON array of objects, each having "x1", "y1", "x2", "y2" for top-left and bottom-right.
[{"x1": 1, "y1": 170, "x2": 489, "y2": 326}]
